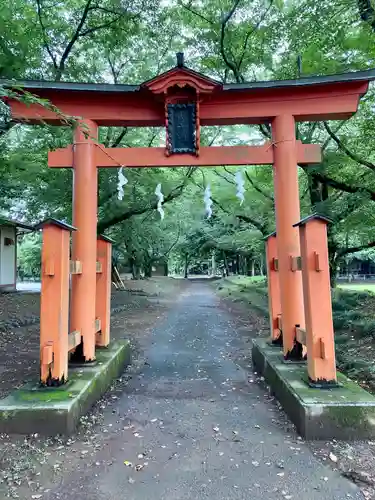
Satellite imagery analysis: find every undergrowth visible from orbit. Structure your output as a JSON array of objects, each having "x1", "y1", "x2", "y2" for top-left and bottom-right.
[{"x1": 217, "y1": 276, "x2": 375, "y2": 394}]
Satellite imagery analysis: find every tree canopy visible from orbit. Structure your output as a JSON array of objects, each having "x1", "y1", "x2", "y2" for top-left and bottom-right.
[{"x1": 2, "y1": 0, "x2": 375, "y2": 279}]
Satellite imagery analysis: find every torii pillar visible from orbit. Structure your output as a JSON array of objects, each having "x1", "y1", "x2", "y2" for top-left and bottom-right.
[
  {"x1": 71, "y1": 119, "x2": 98, "y2": 361},
  {"x1": 272, "y1": 114, "x2": 305, "y2": 359}
]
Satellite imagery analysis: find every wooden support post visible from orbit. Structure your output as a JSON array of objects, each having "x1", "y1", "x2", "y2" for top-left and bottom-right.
[
  {"x1": 294, "y1": 215, "x2": 337, "y2": 386},
  {"x1": 38, "y1": 219, "x2": 76, "y2": 385},
  {"x1": 272, "y1": 114, "x2": 305, "y2": 360},
  {"x1": 70, "y1": 119, "x2": 98, "y2": 362},
  {"x1": 95, "y1": 235, "x2": 113, "y2": 347},
  {"x1": 265, "y1": 232, "x2": 282, "y2": 344}
]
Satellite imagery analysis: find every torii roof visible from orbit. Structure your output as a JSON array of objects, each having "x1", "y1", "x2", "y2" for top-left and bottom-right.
[
  {"x1": 3, "y1": 56, "x2": 375, "y2": 126},
  {"x1": 4, "y1": 66, "x2": 375, "y2": 95}
]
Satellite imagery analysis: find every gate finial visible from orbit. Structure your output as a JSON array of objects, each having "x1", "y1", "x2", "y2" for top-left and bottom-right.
[{"x1": 176, "y1": 52, "x2": 184, "y2": 68}]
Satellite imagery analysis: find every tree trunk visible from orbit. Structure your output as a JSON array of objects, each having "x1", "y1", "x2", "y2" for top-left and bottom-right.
[
  {"x1": 132, "y1": 264, "x2": 141, "y2": 280},
  {"x1": 307, "y1": 168, "x2": 337, "y2": 285},
  {"x1": 211, "y1": 253, "x2": 216, "y2": 276},
  {"x1": 223, "y1": 251, "x2": 230, "y2": 276},
  {"x1": 243, "y1": 256, "x2": 247, "y2": 275},
  {"x1": 184, "y1": 254, "x2": 189, "y2": 279},
  {"x1": 328, "y1": 227, "x2": 339, "y2": 288},
  {"x1": 236, "y1": 254, "x2": 240, "y2": 274},
  {"x1": 144, "y1": 259, "x2": 152, "y2": 278},
  {"x1": 163, "y1": 260, "x2": 168, "y2": 276},
  {"x1": 259, "y1": 254, "x2": 264, "y2": 276},
  {"x1": 329, "y1": 253, "x2": 340, "y2": 288},
  {"x1": 129, "y1": 255, "x2": 137, "y2": 280},
  {"x1": 130, "y1": 251, "x2": 142, "y2": 280}
]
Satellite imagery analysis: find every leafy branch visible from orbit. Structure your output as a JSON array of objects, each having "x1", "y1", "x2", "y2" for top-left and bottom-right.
[
  {"x1": 323, "y1": 121, "x2": 375, "y2": 171},
  {"x1": 219, "y1": 0, "x2": 242, "y2": 83},
  {"x1": 310, "y1": 171, "x2": 375, "y2": 202},
  {"x1": 338, "y1": 239, "x2": 375, "y2": 257},
  {"x1": 35, "y1": 0, "x2": 139, "y2": 81},
  {"x1": 358, "y1": 0, "x2": 375, "y2": 32},
  {"x1": 0, "y1": 84, "x2": 76, "y2": 136}
]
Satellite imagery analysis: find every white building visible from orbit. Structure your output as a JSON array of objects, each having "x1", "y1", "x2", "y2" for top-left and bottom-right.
[{"x1": 0, "y1": 218, "x2": 33, "y2": 292}]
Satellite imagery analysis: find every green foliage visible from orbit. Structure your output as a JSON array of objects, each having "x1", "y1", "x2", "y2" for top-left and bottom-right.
[
  {"x1": 1, "y1": 0, "x2": 375, "y2": 277},
  {"x1": 17, "y1": 234, "x2": 42, "y2": 278}
]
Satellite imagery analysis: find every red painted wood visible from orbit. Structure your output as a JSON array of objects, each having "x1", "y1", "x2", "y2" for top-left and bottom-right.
[
  {"x1": 8, "y1": 81, "x2": 368, "y2": 126},
  {"x1": 272, "y1": 114, "x2": 305, "y2": 356},
  {"x1": 144, "y1": 66, "x2": 220, "y2": 94},
  {"x1": 48, "y1": 143, "x2": 321, "y2": 168}
]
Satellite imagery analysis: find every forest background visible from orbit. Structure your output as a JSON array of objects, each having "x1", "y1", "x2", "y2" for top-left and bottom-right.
[{"x1": 1, "y1": 0, "x2": 375, "y2": 280}]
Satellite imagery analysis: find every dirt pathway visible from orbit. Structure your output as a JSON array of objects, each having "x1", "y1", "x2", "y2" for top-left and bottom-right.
[{"x1": 35, "y1": 281, "x2": 361, "y2": 500}]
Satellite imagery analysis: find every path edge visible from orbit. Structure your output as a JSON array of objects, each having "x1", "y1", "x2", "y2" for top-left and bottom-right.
[{"x1": 0, "y1": 341, "x2": 131, "y2": 436}]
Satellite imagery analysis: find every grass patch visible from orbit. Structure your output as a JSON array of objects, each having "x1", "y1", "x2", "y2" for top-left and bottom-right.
[
  {"x1": 216, "y1": 275, "x2": 268, "y2": 315},
  {"x1": 16, "y1": 389, "x2": 73, "y2": 402},
  {"x1": 338, "y1": 283, "x2": 375, "y2": 294},
  {"x1": 216, "y1": 275, "x2": 375, "y2": 394}
]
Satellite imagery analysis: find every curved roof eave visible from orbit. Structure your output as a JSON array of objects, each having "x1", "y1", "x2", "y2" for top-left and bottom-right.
[{"x1": 2, "y1": 68, "x2": 375, "y2": 95}]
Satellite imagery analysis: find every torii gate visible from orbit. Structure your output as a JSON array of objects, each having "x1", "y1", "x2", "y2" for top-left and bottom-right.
[{"x1": 5, "y1": 54, "x2": 375, "y2": 387}]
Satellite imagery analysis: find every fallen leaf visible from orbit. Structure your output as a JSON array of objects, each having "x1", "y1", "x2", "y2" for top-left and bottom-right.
[{"x1": 329, "y1": 452, "x2": 338, "y2": 463}]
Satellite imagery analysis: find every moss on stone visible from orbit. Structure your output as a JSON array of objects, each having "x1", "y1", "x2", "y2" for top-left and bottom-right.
[
  {"x1": 253, "y1": 337, "x2": 375, "y2": 439},
  {"x1": 0, "y1": 341, "x2": 131, "y2": 435},
  {"x1": 17, "y1": 389, "x2": 73, "y2": 402},
  {"x1": 325, "y1": 404, "x2": 375, "y2": 429}
]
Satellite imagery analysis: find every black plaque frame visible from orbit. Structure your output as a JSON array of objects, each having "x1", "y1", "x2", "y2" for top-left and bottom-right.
[{"x1": 167, "y1": 103, "x2": 197, "y2": 154}]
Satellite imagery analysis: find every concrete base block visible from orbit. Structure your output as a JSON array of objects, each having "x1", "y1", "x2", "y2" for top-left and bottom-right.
[
  {"x1": 252, "y1": 338, "x2": 375, "y2": 440},
  {"x1": 0, "y1": 341, "x2": 131, "y2": 436}
]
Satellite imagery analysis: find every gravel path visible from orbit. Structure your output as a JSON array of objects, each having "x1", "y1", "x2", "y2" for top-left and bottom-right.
[{"x1": 44, "y1": 281, "x2": 361, "y2": 500}]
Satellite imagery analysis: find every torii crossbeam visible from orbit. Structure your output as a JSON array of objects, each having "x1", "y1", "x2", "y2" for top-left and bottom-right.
[{"x1": 49, "y1": 143, "x2": 321, "y2": 168}]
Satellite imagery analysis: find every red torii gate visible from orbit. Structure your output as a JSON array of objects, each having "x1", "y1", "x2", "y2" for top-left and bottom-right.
[{"x1": 5, "y1": 54, "x2": 375, "y2": 387}]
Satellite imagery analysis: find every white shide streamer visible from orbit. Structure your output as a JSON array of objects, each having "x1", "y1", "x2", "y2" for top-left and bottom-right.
[
  {"x1": 204, "y1": 184, "x2": 213, "y2": 219},
  {"x1": 155, "y1": 183, "x2": 165, "y2": 220},
  {"x1": 117, "y1": 166, "x2": 128, "y2": 201},
  {"x1": 235, "y1": 170, "x2": 245, "y2": 206}
]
